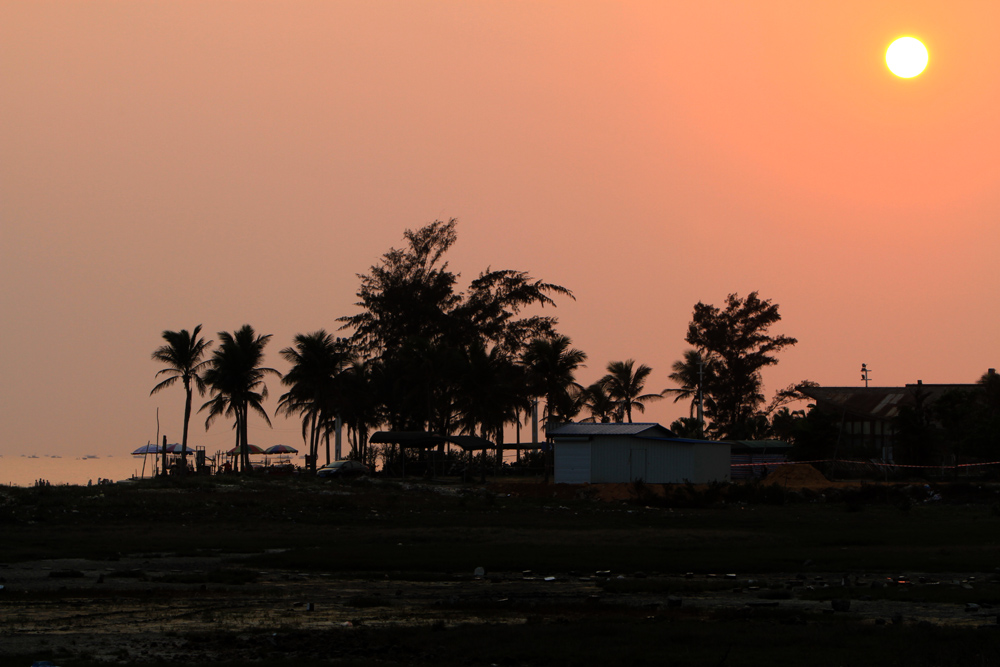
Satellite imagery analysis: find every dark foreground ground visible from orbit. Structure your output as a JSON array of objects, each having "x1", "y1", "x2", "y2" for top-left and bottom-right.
[{"x1": 1, "y1": 474, "x2": 999, "y2": 666}]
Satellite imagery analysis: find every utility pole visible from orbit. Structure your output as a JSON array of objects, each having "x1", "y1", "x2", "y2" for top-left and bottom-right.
[
  {"x1": 335, "y1": 414, "x2": 343, "y2": 461},
  {"x1": 861, "y1": 363, "x2": 871, "y2": 388}
]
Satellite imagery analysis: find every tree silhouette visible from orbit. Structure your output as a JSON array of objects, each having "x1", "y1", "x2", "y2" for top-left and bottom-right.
[
  {"x1": 580, "y1": 382, "x2": 617, "y2": 423},
  {"x1": 150, "y1": 325, "x2": 212, "y2": 474},
  {"x1": 337, "y1": 358, "x2": 379, "y2": 465},
  {"x1": 934, "y1": 370, "x2": 1000, "y2": 464},
  {"x1": 201, "y1": 325, "x2": 281, "y2": 473},
  {"x1": 340, "y1": 220, "x2": 460, "y2": 359},
  {"x1": 663, "y1": 349, "x2": 715, "y2": 431},
  {"x1": 685, "y1": 292, "x2": 797, "y2": 439},
  {"x1": 599, "y1": 359, "x2": 663, "y2": 423},
  {"x1": 277, "y1": 330, "x2": 352, "y2": 470},
  {"x1": 454, "y1": 268, "x2": 573, "y2": 358},
  {"x1": 339, "y1": 220, "x2": 574, "y2": 438},
  {"x1": 979, "y1": 369, "x2": 1000, "y2": 413},
  {"x1": 454, "y1": 340, "x2": 527, "y2": 474},
  {"x1": 521, "y1": 335, "x2": 587, "y2": 424}
]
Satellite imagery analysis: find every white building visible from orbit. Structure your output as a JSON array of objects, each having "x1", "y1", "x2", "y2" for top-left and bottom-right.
[{"x1": 548, "y1": 423, "x2": 730, "y2": 484}]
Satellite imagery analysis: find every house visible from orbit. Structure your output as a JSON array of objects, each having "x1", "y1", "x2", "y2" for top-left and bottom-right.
[
  {"x1": 798, "y1": 375, "x2": 991, "y2": 463},
  {"x1": 547, "y1": 422, "x2": 730, "y2": 484}
]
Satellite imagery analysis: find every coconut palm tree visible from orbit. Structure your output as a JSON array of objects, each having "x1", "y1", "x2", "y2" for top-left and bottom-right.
[
  {"x1": 337, "y1": 358, "x2": 380, "y2": 465},
  {"x1": 521, "y1": 335, "x2": 587, "y2": 424},
  {"x1": 663, "y1": 349, "x2": 716, "y2": 435},
  {"x1": 664, "y1": 350, "x2": 702, "y2": 416},
  {"x1": 277, "y1": 330, "x2": 352, "y2": 470},
  {"x1": 600, "y1": 359, "x2": 663, "y2": 423},
  {"x1": 201, "y1": 325, "x2": 281, "y2": 473},
  {"x1": 454, "y1": 341, "x2": 528, "y2": 474},
  {"x1": 579, "y1": 382, "x2": 617, "y2": 423},
  {"x1": 150, "y1": 325, "x2": 213, "y2": 474}
]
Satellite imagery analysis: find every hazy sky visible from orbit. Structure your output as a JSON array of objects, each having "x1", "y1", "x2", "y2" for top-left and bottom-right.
[{"x1": 2, "y1": 1, "x2": 998, "y2": 464}]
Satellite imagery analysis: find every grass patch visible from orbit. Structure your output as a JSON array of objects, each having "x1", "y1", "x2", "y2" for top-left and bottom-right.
[{"x1": 3, "y1": 482, "x2": 1000, "y2": 575}]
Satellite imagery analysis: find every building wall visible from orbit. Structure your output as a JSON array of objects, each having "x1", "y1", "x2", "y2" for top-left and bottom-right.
[
  {"x1": 693, "y1": 443, "x2": 731, "y2": 483},
  {"x1": 644, "y1": 442, "x2": 696, "y2": 483},
  {"x1": 590, "y1": 436, "x2": 639, "y2": 482},
  {"x1": 554, "y1": 442, "x2": 591, "y2": 484},
  {"x1": 842, "y1": 419, "x2": 896, "y2": 462},
  {"x1": 589, "y1": 437, "x2": 697, "y2": 483},
  {"x1": 555, "y1": 437, "x2": 732, "y2": 484}
]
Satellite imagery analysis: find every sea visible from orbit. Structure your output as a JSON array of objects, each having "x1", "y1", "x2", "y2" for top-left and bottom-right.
[{"x1": 2, "y1": 454, "x2": 177, "y2": 487}]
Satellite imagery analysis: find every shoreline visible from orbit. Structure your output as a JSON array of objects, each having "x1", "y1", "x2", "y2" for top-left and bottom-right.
[{"x1": 0, "y1": 455, "x2": 154, "y2": 488}]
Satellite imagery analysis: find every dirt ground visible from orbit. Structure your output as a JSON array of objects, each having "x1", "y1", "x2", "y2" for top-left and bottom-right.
[
  {"x1": 3, "y1": 474, "x2": 999, "y2": 664},
  {"x1": 3, "y1": 550, "x2": 997, "y2": 664},
  {"x1": 761, "y1": 463, "x2": 858, "y2": 489},
  {"x1": 487, "y1": 464, "x2": 851, "y2": 501}
]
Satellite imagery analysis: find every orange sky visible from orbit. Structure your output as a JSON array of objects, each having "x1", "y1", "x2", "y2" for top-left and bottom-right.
[{"x1": 2, "y1": 1, "x2": 998, "y2": 476}]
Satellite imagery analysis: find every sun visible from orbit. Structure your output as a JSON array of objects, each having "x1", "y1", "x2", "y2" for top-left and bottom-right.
[{"x1": 886, "y1": 37, "x2": 928, "y2": 78}]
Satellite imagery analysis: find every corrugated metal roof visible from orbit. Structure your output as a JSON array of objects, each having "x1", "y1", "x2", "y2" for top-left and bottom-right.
[
  {"x1": 799, "y1": 384, "x2": 976, "y2": 420},
  {"x1": 730, "y1": 440, "x2": 793, "y2": 451},
  {"x1": 546, "y1": 422, "x2": 676, "y2": 438}
]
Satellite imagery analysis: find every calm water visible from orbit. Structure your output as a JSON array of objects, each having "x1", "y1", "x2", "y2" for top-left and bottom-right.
[
  {"x1": 0, "y1": 453, "x2": 306, "y2": 487},
  {"x1": 0, "y1": 455, "x2": 153, "y2": 487}
]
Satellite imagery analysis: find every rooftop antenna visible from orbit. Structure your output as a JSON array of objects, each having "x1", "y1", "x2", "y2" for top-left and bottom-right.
[{"x1": 860, "y1": 363, "x2": 871, "y2": 388}]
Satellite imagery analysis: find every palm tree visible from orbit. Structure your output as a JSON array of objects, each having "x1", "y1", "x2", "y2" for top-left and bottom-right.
[
  {"x1": 663, "y1": 349, "x2": 715, "y2": 435},
  {"x1": 579, "y1": 382, "x2": 617, "y2": 423},
  {"x1": 600, "y1": 359, "x2": 663, "y2": 423},
  {"x1": 277, "y1": 331, "x2": 351, "y2": 470},
  {"x1": 150, "y1": 325, "x2": 212, "y2": 474},
  {"x1": 521, "y1": 335, "x2": 587, "y2": 424},
  {"x1": 201, "y1": 325, "x2": 281, "y2": 473},
  {"x1": 455, "y1": 341, "x2": 528, "y2": 477},
  {"x1": 338, "y1": 358, "x2": 380, "y2": 465}
]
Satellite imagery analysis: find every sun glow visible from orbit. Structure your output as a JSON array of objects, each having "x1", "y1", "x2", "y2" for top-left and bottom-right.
[{"x1": 886, "y1": 37, "x2": 928, "y2": 78}]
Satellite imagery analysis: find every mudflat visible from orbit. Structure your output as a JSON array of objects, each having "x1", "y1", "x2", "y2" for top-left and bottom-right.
[{"x1": 2, "y1": 475, "x2": 999, "y2": 666}]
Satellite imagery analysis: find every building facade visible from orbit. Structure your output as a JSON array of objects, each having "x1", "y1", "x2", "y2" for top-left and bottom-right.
[{"x1": 548, "y1": 423, "x2": 730, "y2": 484}]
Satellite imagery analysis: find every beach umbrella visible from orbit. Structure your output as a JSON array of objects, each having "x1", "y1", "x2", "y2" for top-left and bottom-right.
[
  {"x1": 132, "y1": 444, "x2": 162, "y2": 455},
  {"x1": 164, "y1": 443, "x2": 188, "y2": 454},
  {"x1": 227, "y1": 444, "x2": 265, "y2": 455},
  {"x1": 265, "y1": 444, "x2": 298, "y2": 455}
]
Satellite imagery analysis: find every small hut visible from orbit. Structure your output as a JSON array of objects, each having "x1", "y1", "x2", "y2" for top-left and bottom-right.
[{"x1": 547, "y1": 422, "x2": 730, "y2": 484}]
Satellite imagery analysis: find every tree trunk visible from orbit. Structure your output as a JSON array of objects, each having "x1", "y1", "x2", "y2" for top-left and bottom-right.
[
  {"x1": 180, "y1": 378, "x2": 192, "y2": 475},
  {"x1": 233, "y1": 426, "x2": 241, "y2": 473},
  {"x1": 309, "y1": 412, "x2": 320, "y2": 472},
  {"x1": 324, "y1": 416, "x2": 331, "y2": 465},
  {"x1": 240, "y1": 405, "x2": 251, "y2": 473}
]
